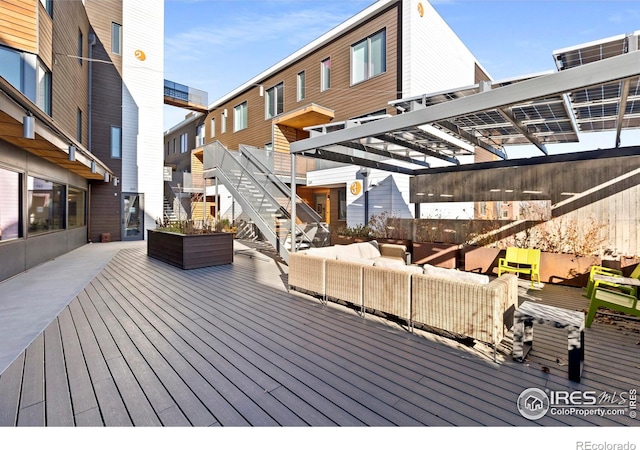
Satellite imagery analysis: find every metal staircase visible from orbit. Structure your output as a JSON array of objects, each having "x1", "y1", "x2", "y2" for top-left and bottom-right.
[{"x1": 202, "y1": 141, "x2": 330, "y2": 264}]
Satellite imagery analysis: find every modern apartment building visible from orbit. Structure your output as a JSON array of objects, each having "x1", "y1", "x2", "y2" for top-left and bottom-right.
[
  {"x1": 164, "y1": 0, "x2": 491, "y2": 239},
  {"x1": 0, "y1": 0, "x2": 164, "y2": 282}
]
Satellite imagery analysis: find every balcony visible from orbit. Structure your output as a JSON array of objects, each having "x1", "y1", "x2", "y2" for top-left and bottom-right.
[{"x1": 164, "y1": 79, "x2": 208, "y2": 113}]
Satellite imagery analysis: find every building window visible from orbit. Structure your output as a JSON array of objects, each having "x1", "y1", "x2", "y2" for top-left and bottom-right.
[
  {"x1": 321, "y1": 58, "x2": 331, "y2": 91},
  {"x1": 0, "y1": 46, "x2": 22, "y2": 90},
  {"x1": 196, "y1": 124, "x2": 205, "y2": 147},
  {"x1": 28, "y1": 176, "x2": 65, "y2": 235},
  {"x1": 67, "y1": 187, "x2": 86, "y2": 228},
  {"x1": 338, "y1": 188, "x2": 347, "y2": 220},
  {"x1": 180, "y1": 133, "x2": 188, "y2": 153},
  {"x1": 221, "y1": 112, "x2": 227, "y2": 134},
  {"x1": 78, "y1": 30, "x2": 83, "y2": 65},
  {"x1": 166, "y1": 141, "x2": 170, "y2": 156},
  {"x1": 111, "y1": 23, "x2": 122, "y2": 55},
  {"x1": 40, "y1": 0, "x2": 53, "y2": 17},
  {"x1": 297, "y1": 71, "x2": 305, "y2": 102},
  {"x1": 111, "y1": 126, "x2": 122, "y2": 158},
  {"x1": 173, "y1": 138, "x2": 176, "y2": 153},
  {"x1": 265, "y1": 83, "x2": 283, "y2": 119},
  {"x1": 234, "y1": 101, "x2": 248, "y2": 131},
  {"x1": 210, "y1": 118, "x2": 215, "y2": 138},
  {"x1": 36, "y1": 60, "x2": 51, "y2": 115},
  {"x1": 76, "y1": 109, "x2": 82, "y2": 143},
  {"x1": 0, "y1": 167, "x2": 21, "y2": 241},
  {"x1": 351, "y1": 29, "x2": 386, "y2": 85}
]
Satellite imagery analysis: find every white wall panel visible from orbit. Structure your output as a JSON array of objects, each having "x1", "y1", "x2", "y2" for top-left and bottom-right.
[
  {"x1": 402, "y1": 0, "x2": 482, "y2": 97},
  {"x1": 121, "y1": 0, "x2": 164, "y2": 234}
]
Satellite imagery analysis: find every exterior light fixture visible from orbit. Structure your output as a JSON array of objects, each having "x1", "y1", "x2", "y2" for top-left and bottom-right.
[
  {"x1": 104, "y1": 172, "x2": 110, "y2": 183},
  {"x1": 68, "y1": 145, "x2": 76, "y2": 161},
  {"x1": 23, "y1": 115, "x2": 35, "y2": 139},
  {"x1": 91, "y1": 161, "x2": 96, "y2": 173}
]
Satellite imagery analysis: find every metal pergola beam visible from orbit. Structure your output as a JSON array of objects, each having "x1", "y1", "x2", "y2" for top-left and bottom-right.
[
  {"x1": 301, "y1": 148, "x2": 415, "y2": 175},
  {"x1": 373, "y1": 133, "x2": 459, "y2": 165},
  {"x1": 497, "y1": 107, "x2": 548, "y2": 155},
  {"x1": 338, "y1": 140, "x2": 431, "y2": 168},
  {"x1": 291, "y1": 50, "x2": 640, "y2": 161},
  {"x1": 434, "y1": 120, "x2": 507, "y2": 160}
]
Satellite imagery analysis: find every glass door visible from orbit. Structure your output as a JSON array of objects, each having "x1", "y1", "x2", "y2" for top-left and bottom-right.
[{"x1": 123, "y1": 193, "x2": 144, "y2": 240}]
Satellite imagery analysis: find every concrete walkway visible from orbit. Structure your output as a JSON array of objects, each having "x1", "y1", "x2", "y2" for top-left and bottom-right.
[{"x1": 0, "y1": 241, "x2": 144, "y2": 375}]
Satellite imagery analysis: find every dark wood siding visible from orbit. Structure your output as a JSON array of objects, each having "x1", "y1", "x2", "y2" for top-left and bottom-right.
[
  {"x1": 204, "y1": 4, "x2": 400, "y2": 151},
  {"x1": 0, "y1": 0, "x2": 37, "y2": 53},
  {"x1": 84, "y1": 0, "x2": 123, "y2": 243},
  {"x1": 37, "y1": 2, "x2": 53, "y2": 69}
]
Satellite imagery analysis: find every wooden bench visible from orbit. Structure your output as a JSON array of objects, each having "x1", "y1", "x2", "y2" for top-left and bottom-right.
[{"x1": 498, "y1": 247, "x2": 541, "y2": 287}]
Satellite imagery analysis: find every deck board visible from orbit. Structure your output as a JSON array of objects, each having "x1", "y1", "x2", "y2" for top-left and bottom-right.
[{"x1": 1, "y1": 242, "x2": 638, "y2": 427}]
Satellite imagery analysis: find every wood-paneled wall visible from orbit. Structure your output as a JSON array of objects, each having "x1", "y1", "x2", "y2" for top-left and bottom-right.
[
  {"x1": 204, "y1": 4, "x2": 400, "y2": 151},
  {"x1": 0, "y1": 0, "x2": 37, "y2": 53}
]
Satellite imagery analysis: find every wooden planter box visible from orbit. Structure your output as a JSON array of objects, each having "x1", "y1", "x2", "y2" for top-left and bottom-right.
[
  {"x1": 462, "y1": 246, "x2": 504, "y2": 274},
  {"x1": 148, "y1": 229, "x2": 233, "y2": 270},
  {"x1": 413, "y1": 242, "x2": 461, "y2": 268},
  {"x1": 539, "y1": 252, "x2": 600, "y2": 287}
]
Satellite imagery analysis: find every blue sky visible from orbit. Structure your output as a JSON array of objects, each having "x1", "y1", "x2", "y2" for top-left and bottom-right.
[{"x1": 163, "y1": 0, "x2": 640, "y2": 151}]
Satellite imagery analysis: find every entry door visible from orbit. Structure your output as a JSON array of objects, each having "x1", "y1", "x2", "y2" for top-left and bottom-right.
[
  {"x1": 314, "y1": 194, "x2": 326, "y2": 222},
  {"x1": 123, "y1": 193, "x2": 144, "y2": 240}
]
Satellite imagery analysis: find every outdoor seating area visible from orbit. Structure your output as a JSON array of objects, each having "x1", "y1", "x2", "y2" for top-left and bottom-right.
[
  {"x1": 497, "y1": 247, "x2": 541, "y2": 288},
  {"x1": 0, "y1": 241, "x2": 638, "y2": 427},
  {"x1": 289, "y1": 241, "x2": 520, "y2": 348},
  {"x1": 582, "y1": 264, "x2": 640, "y2": 327}
]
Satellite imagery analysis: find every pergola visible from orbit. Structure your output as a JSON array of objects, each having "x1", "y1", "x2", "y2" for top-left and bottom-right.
[{"x1": 288, "y1": 32, "x2": 640, "y2": 246}]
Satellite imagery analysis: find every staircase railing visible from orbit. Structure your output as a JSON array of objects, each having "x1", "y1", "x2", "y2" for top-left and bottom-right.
[
  {"x1": 204, "y1": 142, "x2": 305, "y2": 263},
  {"x1": 238, "y1": 144, "x2": 330, "y2": 247}
]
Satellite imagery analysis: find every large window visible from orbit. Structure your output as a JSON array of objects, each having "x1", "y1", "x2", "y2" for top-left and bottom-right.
[
  {"x1": 111, "y1": 126, "x2": 122, "y2": 158},
  {"x1": 36, "y1": 60, "x2": 51, "y2": 115},
  {"x1": 297, "y1": 71, "x2": 305, "y2": 102},
  {"x1": 28, "y1": 176, "x2": 65, "y2": 235},
  {"x1": 234, "y1": 101, "x2": 248, "y2": 131},
  {"x1": 351, "y1": 29, "x2": 386, "y2": 85},
  {"x1": 112, "y1": 23, "x2": 122, "y2": 55},
  {"x1": 265, "y1": 83, "x2": 283, "y2": 119},
  {"x1": 0, "y1": 46, "x2": 22, "y2": 90},
  {"x1": 67, "y1": 187, "x2": 86, "y2": 228},
  {"x1": 0, "y1": 167, "x2": 21, "y2": 241},
  {"x1": 321, "y1": 58, "x2": 331, "y2": 91}
]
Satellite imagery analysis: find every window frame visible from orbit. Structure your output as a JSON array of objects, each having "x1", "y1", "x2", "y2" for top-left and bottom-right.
[
  {"x1": 265, "y1": 83, "x2": 284, "y2": 119},
  {"x1": 27, "y1": 176, "x2": 66, "y2": 235},
  {"x1": 320, "y1": 57, "x2": 331, "y2": 92},
  {"x1": 78, "y1": 30, "x2": 83, "y2": 65},
  {"x1": 0, "y1": 166, "x2": 22, "y2": 241},
  {"x1": 351, "y1": 29, "x2": 386, "y2": 85},
  {"x1": 234, "y1": 101, "x2": 248, "y2": 132},
  {"x1": 67, "y1": 186, "x2": 86, "y2": 229},
  {"x1": 111, "y1": 22, "x2": 122, "y2": 55},
  {"x1": 110, "y1": 125, "x2": 122, "y2": 158},
  {"x1": 296, "y1": 71, "x2": 305, "y2": 102},
  {"x1": 76, "y1": 109, "x2": 82, "y2": 143},
  {"x1": 210, "y1": 117, "x2": 215, "y2": 138},
  {"x1": 180, "y1": 133, "x2": 188, "y2": 153},
  {"x1": 36, "y1": 60, "x2": 51, "y2": 115}
]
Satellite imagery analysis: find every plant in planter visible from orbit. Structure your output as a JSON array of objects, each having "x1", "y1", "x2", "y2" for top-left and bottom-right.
[{"x1": 148, "y1": 218, "x2": 234, "y2": 269}]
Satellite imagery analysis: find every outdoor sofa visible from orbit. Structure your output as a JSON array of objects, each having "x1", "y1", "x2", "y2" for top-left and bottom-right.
[{"x1": 288, "y1": 241, "x2": 518, "y2": 348}]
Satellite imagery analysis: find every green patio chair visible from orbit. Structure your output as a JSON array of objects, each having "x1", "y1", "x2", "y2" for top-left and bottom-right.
[
  {"x1": 586, "y1": 287, "x2": 640, "y2": 327},
  {"x1": 583, "y1": 264, "x2": 640, "y2": 300}
]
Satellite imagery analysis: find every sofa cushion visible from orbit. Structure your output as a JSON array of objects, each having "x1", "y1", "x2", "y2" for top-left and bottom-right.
[
  {"x1": 336, "y1": 254, "x2": 376, "y2": 266},
  {"x1": 350, "y1": 241, "x2": 382, "y2": 259},
  {"x1": 304, "y1": 246, "x2": 339, "y2": 259},
  {"x1": 423, "y1": 264, "x2": 489, "y2": 284},
  {"x1": 372, "y1": 257, "x2": 406, "y2": 269},
  {"x1": 395, "y1": 264, "x2": 424, "y2": 274}
]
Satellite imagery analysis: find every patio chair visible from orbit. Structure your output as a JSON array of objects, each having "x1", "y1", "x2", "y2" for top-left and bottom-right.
[
  {"x1": 586, "y1": 287, "x2": 640, "y2": 327},
  {"x1": 497, "y1": 247, "x2": 541, "y2": 288},
  {"x1": 583, "y1": 264, "x2": 640, "y2": 300}
]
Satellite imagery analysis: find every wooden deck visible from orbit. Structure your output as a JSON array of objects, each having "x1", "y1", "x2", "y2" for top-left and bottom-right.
[{"x1": 0, "y1": 242, "x2": 638, "y2": 427}]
